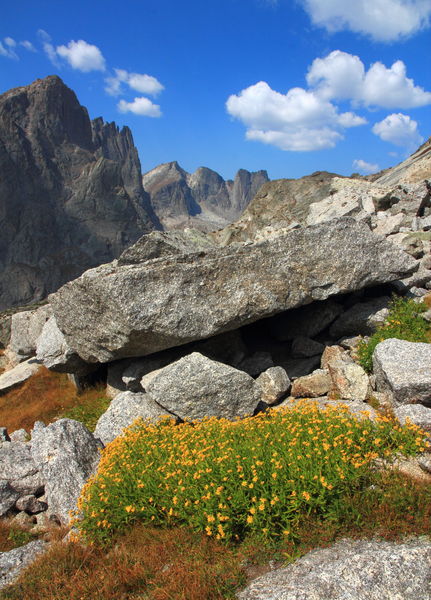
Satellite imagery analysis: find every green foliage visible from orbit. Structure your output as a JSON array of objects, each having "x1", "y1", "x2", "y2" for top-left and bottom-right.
[
  {"x1": 357, "y1": 295, "x2": 430, "y2": 372},
  {"x1": 62, "y1": 394, "x2": 111, "y2": 432},
  {"x1": 7, "y1": 528, "x2": 36, "y2": 549},
  {"x1": 75, "y1": 402, "x2": 428, "y2": 545}
]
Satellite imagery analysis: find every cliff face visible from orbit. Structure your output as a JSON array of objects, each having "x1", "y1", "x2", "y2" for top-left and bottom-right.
[
  {"x1": 0, "y1": 76, "x2": 159, "y2": 310},
  {"x1": 142, "y1": 161, "x2": 269, "y2": 231}
]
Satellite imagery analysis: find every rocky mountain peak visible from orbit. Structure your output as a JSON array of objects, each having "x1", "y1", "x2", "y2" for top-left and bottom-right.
[{"x1": 0, "y1": 75, "x2": 158, "y2": 310}]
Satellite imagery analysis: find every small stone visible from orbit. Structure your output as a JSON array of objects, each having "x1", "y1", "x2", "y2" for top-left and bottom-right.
[
  {"x1": 0, "y1": 359, "x2": 42, "y2": 395},
  {"x1": 0, "y1": 540, "x2": 47, "y2": 590},
  {"x1": 238, "y1": 352, "x2": 274, "y2": 377},
  {"x1": 9, "y1": 429, "x2": 28, "y2": 443},
  {"x1": 291, "y1": 337, "x2": 325, "y2": 358},
  {"x1": 291, "y1": 370, "x2": 331, "y2": 398},
  {"x1": 11, "y1": 511, "x2": 36, "y2": 527},
  {"x1": 327, "y1": 360, "x2": 370, "y2": 402},
  {"x1": 256, "y1": 367, "x2": 291, "y2": 405},
  {"x1": 0, "y1": 481, "x2": 20, "y2": 517},
  {"x1": 15, "y1": 494, "x2": 48, "y2": 514}
]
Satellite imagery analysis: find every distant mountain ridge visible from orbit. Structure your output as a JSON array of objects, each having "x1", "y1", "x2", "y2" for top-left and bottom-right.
[
  {"x1": 142, "y1": 161, "x2": 269, "y2": 231},
  {"x1": 0, "y1": 75, "x2": 160, "y2": 310}
]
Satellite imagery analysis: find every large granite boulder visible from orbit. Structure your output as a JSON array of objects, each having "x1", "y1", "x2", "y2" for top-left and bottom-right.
[
  {"x1": 146, "y1": 352, "x2": 261, "y2": 421},
  {"x1": 94, "y1": 391, "x2": 171, "y2": 445},
  {"x1": 373, "y1": 338, "x2": 431, "y2": 405},
  {"x1": 31, "y1": 419, "x2": 100, "y2": 524},
  {"x1": 238, "y1": 538, "x2": 431, "y2": 600},
  {"x1": 8, "y1": 305, "x2": 52, "y2": 362},
  {"x1": 49, "y1": 218, "x2": 416, "y2": 364}
]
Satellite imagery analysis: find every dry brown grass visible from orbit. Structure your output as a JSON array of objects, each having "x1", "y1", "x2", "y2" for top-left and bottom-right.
[
  {"x1": 0, "y1": 368, "x2": 107, "y2": 433},
  {"x1": 0, "y1": 525, "x2": 245, "y2": 600}
]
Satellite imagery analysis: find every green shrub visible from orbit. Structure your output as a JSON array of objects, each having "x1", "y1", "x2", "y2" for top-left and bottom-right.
[
  {"x1": 75, "y1": 402, "x2": 428, "y2": 545},
  {"x1": 357, "y1": 295, "x2": 430, "y2": 372},
  {"x1": 62, "y1": 393, "x2": 110, "y2": 432}
]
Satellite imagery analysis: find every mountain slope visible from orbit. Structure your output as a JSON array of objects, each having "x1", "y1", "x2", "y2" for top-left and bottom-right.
[{"x1": 0, "y1": 76, "x2": 159, "y2": 310}]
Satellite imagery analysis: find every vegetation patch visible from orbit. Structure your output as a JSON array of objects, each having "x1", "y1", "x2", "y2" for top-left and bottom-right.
[
  {"x1": 357, "y1": 295, "x2": 431, "y2": 373},
  {"x1": 76, "y1": 402, "x2": 428, "y2": 545},
  {"x1": 0, "y1": 368, "x2": 109, "y2": 433}
]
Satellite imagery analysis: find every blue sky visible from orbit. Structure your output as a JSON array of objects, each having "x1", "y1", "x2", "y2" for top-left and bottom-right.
[{"x1": 1, "y1": 0, "x2": 431, "y2": 180}]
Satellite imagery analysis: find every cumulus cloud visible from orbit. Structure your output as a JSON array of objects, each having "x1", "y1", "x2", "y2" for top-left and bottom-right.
[
  {"x1": 56, "y1": 39, "x2": 106, "y2": 72},
  {"x1": 372, "y1": 113, "x2": 423, "y2": 148},
  {"x1": 117, "y1": 97, "x2": 162, "y2": 117},
  {"x1": 226, "y1": 80, "x2": 366, "y2": 151},
  {"x1": 20, "y1": 40, "x2": 36, "y2": 52},
  {"x1": 38, "y1": 29, "x2": 59, "y2": 66},
  {"x1": 352, "y1": 159, "x2": 380, "y2": 174},
  {"x1": 307, "y1": 50, "x2": 431, "y2": 109},
  {"x1": 105, "y1": 68, "x2": 164, "y2": 96},
  {"x1": 0, "y1": 37, "x2": 18, "y2": 59},
  {"x1": 300, "y1": 0, "x2": 431, "y2": 42}
]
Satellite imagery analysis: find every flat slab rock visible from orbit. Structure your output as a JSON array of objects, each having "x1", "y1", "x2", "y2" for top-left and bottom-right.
[
  {"x1": 49, "y1": 217, "x2": 416, "y2": 364},
  {"x1": 238, "y1": 537, "x2": 431, "y2": 600},
  {"x1": 0, "y1": 540, "x2": 47, "y2": 590},
  {"x1": 373, "y1": 338, "x2": 431, "y2": 405},
  {"x1": 0, "y1": 359, "x2": 41, "y2": 395}
]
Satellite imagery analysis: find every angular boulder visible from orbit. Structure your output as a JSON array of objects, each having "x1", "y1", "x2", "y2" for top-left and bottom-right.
[
  {"x1": 94, "y1": 391, "x2": 171, "y2": 445},
  {"x1": 31, "y1": 419, "x2": 100, "y2": 524},
  {"x1": 329, "y1": 296, "x2": 390, "y2": 339},
  {"x1": 146, "y1": 352, "x2": 261, "y2": 421},
  {"x1": 291, "y1": 369, "x2": 331, "y2": 398},
  {"x1": 238, "y1": 538, "x2": 431, "y2": 600},
  {"x1": 8, "y1": 305, "x2": 52, "y2": 362},
  {"x1": 395, "y1": 404, "x2": 431, "y2": 432},
  {"x1": 49, "y1": 218, "x2": 416, "y2": 364},
  {"x1": 373, "y1": 338, "x2": 431, "y2": 405},
  {"x1": 0, "y1": 540, "x2": 47, "y2": 590},
  {"x1": 255, "y1": 367, "x2": 290, "y2": 405}
]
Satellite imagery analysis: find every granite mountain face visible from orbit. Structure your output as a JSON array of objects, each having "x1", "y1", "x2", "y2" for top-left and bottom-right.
[
  {"x1": 142, "y1": 161, "x2": 269, "y2": 231},
  {"x1": 0, "y1": 75, "x2": 160, "y2": 310}
]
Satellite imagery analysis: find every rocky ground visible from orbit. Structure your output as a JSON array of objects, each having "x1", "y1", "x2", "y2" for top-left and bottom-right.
[{"x1": 0, "y1": 134, "x2": 431, "y2": 596}]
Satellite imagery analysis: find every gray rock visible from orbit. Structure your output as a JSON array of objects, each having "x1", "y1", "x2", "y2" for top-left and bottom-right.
[
  {"x1": 94, "y1": 391, "x2": 171, "y2": 445},
  {"x1": 338, "y1": 335, "x2": 364, "y2": 351},
  {"x1": 0, "y1": 314, "x2": 11, "y2": 349},
  {"x1": 9, "y1": 429, "x2": 28, "y2": 443},
  {"x1": 238, "y1": 352, "x2": 274, "y2": 377},
  {"x1": 276, "y1": 398, "x2": 377, "y2": 421},
  {"x1": 290, "y1": 369, "x2": 331, "y2": 398},
  {"x1": 0, "y1": 359, "x2": 41, "y2": 395},
  {"x1": 11, "y1": 511, "x2": 36, "y2": 528},
  {"x1": 418, "y1": 454, "x2": 431, "y2": 474},
  {"x1": 0, "y1": 481, "x2": 20, "y2": 516},
  {"x1": 291, "y1": 336, "x2": 325, "y2": 358},
  {"x1": 140, "y1": 369, "x2": 164, "y2": 391},
  {"x1": 50, "y1": 218, "x2": 416, "y2": 364},
  {"x1": 238, "y1": 537, "x2": 431, "y2": 600},
  {"x1": 327, "y1": 360, "x2": 370, "y2": 402},
  {"x1": 283, "y1": 356, "x2": 321, "y2": 379},
  {"x1": 0, "y1": 441, "x2": 39, "y2": 483},
  {"x1": 15, "y1": 494, "x2": 47, "y2": 514},
  {"x1": 147, "y1": 352, "x2": 261, "y2": 421},
  {"x1": 269, "y1": 299, "x2": 343, "y2": 342},
  {"x1": 9, "y1": 305, "x2": 52, "y2": 361},
  {"x1": 329, "y1": 297, "x2": 390, "y2": 339},
  {"x1": 373, "y1": 212, "x2": 405, "y2": 236},
  {"x1": 395, "y1": 404, "x2": 431, "y2": 432},
  {"x1": 31, "y1": 419, "x2": 101, "y2": 524},
  {"x1": 9, "y1": 472, "x2": 44, "y2": 497},
  {"x1": 255, "y1": 367, "x2": 290, "y2": 405},
  {"x1": 35, "y1": 316, "x2": 93, "y2": 375},
  {"x1": 373, "y1": 338, "x2": 431, "y2": 405},
  {"x1": 0, "y1": 540, "x2": 47, "y2": 590}
]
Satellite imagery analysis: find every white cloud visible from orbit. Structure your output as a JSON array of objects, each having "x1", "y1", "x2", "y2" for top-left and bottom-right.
[
  {"x1": 20, "y1": 40, "x2": 36, "y2": 52},
  {"x1": 226, "y1": 80, "x2": 365, "y2": 151},
  {"x1": 117, "y1": 97, "x2": 162, "y2": 117},
  {"x1": 38, "y1": 29, "x2": 59, "y2": 66},
  {"x1": 372, "y1": 113, "x2": 423, "y2": 148},
  {"x1": 307, "y1": 50, "x2": 431, "y2": 109},
  {"x1": 0, "y1": 37, "x2": 18, "y2": 59},
  {"x1": 56, "y1": 39, "x2": 106, "y2": 72},
  {"x1": 105, "y1": 68, "x2": 164, "y2": 96},
  {"x1": 352, "y1": 159, "x2": 380, "y2": 174},
  {"x1": 301, "y1": 0, "x2": 431, "y2": 42}
]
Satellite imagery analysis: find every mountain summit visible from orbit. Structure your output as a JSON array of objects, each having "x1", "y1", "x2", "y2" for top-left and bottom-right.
[{"x1": 0, "y1": 75, "x2": 159, "y2": 310}]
